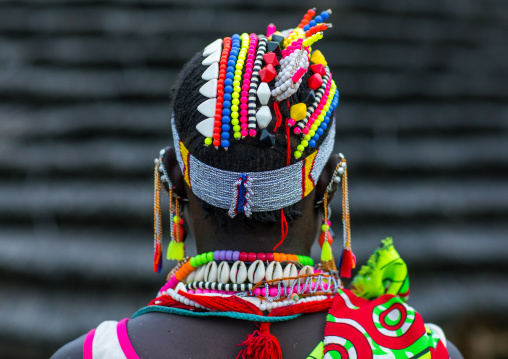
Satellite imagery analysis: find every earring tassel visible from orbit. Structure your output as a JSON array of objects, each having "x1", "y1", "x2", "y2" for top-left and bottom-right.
[
  {"x1": 340, "y1": 157, "x2": 356, "y2": 278},
  {"x1": 167, "y1": 201, "x2": 187, "y2": 261},
  {"x1": 153, "y1": 158, "x2": 163, "y2": 273}
]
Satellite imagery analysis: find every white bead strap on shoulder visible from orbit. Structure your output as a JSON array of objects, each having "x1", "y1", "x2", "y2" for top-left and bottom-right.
[
  {"x1": 92, "y1": 321, "x2": 127, "y2": 359},
  {"x1": 171, "y1": 114, "x2": 335, "y2": 213}
]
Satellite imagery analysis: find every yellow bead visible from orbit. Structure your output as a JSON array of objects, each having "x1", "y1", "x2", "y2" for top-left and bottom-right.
[
  {"x1": 310, "y1": 50, "x2": 328, "y2": 66},
  {"x1": 290, "y1": 103, "x2": 307, "y2": 121}
]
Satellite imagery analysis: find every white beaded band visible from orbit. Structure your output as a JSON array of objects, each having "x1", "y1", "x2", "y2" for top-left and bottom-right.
[{"x1": 171, "y1": 114, "x2": 335, "y2": 213}]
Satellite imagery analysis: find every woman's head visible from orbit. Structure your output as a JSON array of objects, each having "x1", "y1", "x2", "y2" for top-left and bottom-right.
[{"x1": 163, "y1": 11, "x2": 341, "y2": 253}]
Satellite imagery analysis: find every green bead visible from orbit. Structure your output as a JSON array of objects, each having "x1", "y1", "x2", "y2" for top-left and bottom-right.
[
  {"x1": 321, "y1": 224, "x2": 329, "y2": 231},
  {"x1": 204, "y1": 137, "x2": 212, "y2": 146},
  {"x1": 297, "y1": 145, "x2": 304, "y2": 152},
  {"x1": 294, "y1": 151, "x2": 302, "y2": 159},
  {"x1": 173, "y1": 215, "x2": 180, "y2": 222},
  {"x1": 207, "y1": 252, "x2": 214, "y2": 262},
  {"x1": 232, "y1": 92, "x2": 240, "y2": 99},
  {"x1": 231, "y1": 118, "x2": 239, "y2": 125},
  {"x1": 235, "y1": 70, "x2": 242, "y2": 76},
  {"x1": 232, "y1": 98, "x2": 240, "y2": 105},
  {"x1": 234, "y1": 132, "x2": 241, "y2": 139},
  {"x1": 199, "y1": 253, "x2": 208, "y2": 264},
  {"x1": 233, "y1": 125, "x2": 241, "y2": 132},
  {"x1": 232, "y1": 81, "x2": 240, "y2": 87},
  {"x1": 304, "y1": 134, "x2": 311, "y2": 141},
  {"x1": 308, "y1": 257, "x2": 314, "y2": 266},
  {"x1": 308, "y1": 130, "x2": 315, "y2": 137},
  {"x1": 231, "y1": 105, "x2": 239, "y2": 112},
  {"x1": 231, "y1": 112, "x2": 239, "y2": 119},
  {"x1": 297, "y1": 255, "x2": 303, "y2": 264},
  {"x1": 233, "y1": 86, "x2": 241, "y2": 93},
  {"x1": 302, "y1": 140, "x2": 308, "y2": 147},
  {"x1": 311, "y1": 124, "x2": 318, "y2": 131},
  {"x1": 194, "y1": 255, "x2": 203, "y2": 266},
  {"x1": 190, "y1": 257, "x2": 198, "y2": 267}
]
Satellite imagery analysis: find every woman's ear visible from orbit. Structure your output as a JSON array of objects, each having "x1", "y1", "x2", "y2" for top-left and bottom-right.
[
  {"x1": 161, "y1": 146, "x2": 186, "y2": 199},
  {"x1": 315, "y1": 153, "x2": 341, "y2": 204}
]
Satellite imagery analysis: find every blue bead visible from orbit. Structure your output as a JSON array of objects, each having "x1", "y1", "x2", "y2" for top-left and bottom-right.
[
  {"x1": 224, "y1": 78, "x2": 233, "y2": 86},
  {"x1": 221, "y1": 124, "x2": 230, "y2": 132},
  {"x1": 222, "y1": 101, "x2": 231, "y2": 108},
  {"x1": 321, "y1": 123, "x2": 327, "y2": 130},
  {"x1": 315, "y1": 16, "x2": 323, "y2": 23},
  {"x1": 221, "y1": 140, "x2": 230, "y2": 148},
  {"x1": 227, "y1": 60, "x2": 236, "y2": 67},
  {"x1": 222, "y1": 109, "x2": 231, "y2": 116},
  {"x1": 309, "y1": 140, "x2": 316, "y2": 147},
  {"x1": 303, "y1": 25, "x2": 310, "y2": 31},
  {"x1": 222, "y1": 132, "x2": 230, "y2": 139},
  {"x1": 226, "y1": 72, "x2": 234, "y2": 79},
  {"x1": 227, "y1": 66, "x2": 235, "y2": 73},
  {"x1": 321, "y1": 11, "x2": 329, "y2": 20},
  {"x1": 223, "y1": 93, "x2": 232, "y2": 101},
  {"x1": 317, "y1": 128, "x2": 324, "y2": 136},
  {"x1": 312, "y1": 134, "x2": 319, "y2": 141},
  {"x1": 224, "y1": 85, "x2": 233, "y2": 93},
  {"x1": 232, "y1": 34, "x2": 240, "y2": 39},
  {"x1": 323, "y1": 118, "x2": 329, "y2": 124},
  {"x1": 309, "y1": 20, "x2": 316, "y2": 27},
  {"x1": 222, "y1": 116, "x2": 230, "y2": 123}
]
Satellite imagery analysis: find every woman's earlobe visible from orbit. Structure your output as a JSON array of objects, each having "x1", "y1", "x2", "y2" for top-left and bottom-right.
[{"x1": 161, "y1": 146, "x2": 186, "y2": 199}]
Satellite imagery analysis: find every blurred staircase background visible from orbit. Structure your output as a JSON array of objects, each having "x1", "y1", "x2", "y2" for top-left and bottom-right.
[{"x1": 0, "y1": 0, "x2": 507, "y2": 358}]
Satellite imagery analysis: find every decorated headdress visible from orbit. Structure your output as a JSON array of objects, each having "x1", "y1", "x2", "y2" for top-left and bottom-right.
[{"x1": 153, "y1": 9, "x2": 355, "y2": 279}]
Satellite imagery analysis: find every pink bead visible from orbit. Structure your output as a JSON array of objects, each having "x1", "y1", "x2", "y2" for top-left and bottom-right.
[
  {"x1": 288, "y1": 119, "x2": 295, "y2": 126},
  {"x1": 241, "y1": 91, "x2": 248, "y2": 97},
  {"x1": 168, "y1": 277, "x2": 178, "y2": 289},
  {"x1": 240, "y1": 110, "x2": 248, "y2": 116},
  {"x1": 267, "y1": 23, "x2": 276, "y2": 38},
  {"x1": 241, "y1": 123, "x2": 248, "y2": 129},
  {"x1": 245, "y1": 68, "x2": 253, "y2": 75},
  {"x1": 195, "y1": 289, "x2": 203, "y2": 294},
  {"x1": 318, "y1": 104, "x2": 324, "y2": 110},
  {"x1": 261, "y1": 288, "x2": 266, "y2": 296},
  {"x1": 188, "y1": 289, "x2": 195, "y2": 294},
  {"x1": 253, "y1": 288, "x2": 262, "y2": 296},
  {"x1": 203, "y1": 289, "x2": 211, "y2": 294},
  {"x1": 249, "y1": 129, "x2": 257, "y2": 137},
  {"x1": 302, "y1": 127, "x2": 309, "y2": 134},
  {"x1": 294, "y1": 127, "x2": 302, "y2": 135},
  {"x1": 292, "y1": 67, "x2": 306, "y2": 82},
  {"x1": 241, "y1": 129, "x2": 248, "y2": 136},
  {"x1": 240, "y1": 103, "x2": 248, "y2": 110},
  {"x1": 269, "y1": 287, "x2": 278, "y2": 297},
  {"x1": 242, "y1": 85, "x2": 249, "y2": 91},
  {"x1": 281, "y1": 50, "x2": 287, "y2": 57},
  {"x1": 244, "y1": 79, "x2": 250, "y2": 86},
  {"x1": 211, "y1": 290, "x2": 218, "y2": 293},
  {"x1": 227, "y1": 291, "x2": 235, "y2": 295}
]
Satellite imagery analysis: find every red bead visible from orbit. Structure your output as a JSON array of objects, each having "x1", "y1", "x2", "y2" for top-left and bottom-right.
[
  {"x1": 213, "y1": 139, "x2": 220, "y2": 146},
  {"x1": 214, "y1": 121, "x2": 221, "y2": 127},
  {"x1": 213, "y1": 133, "x2": 220, "y2": 139},
  {"x1": 239, "y1": 252, "x2": 248, "y2": 262},
  {"x1": 257, "y1": 253, "x2": 266, "y2": 262},
  {"x1": 259, "y1": 64, "x2": 277, "y2": 83},
  {"x1": 311, "y1": 64, "x2": 326, "y2": 76},
  {"x1": 307, "y1": 73, "x2": 323, "y2": 90},
  {"x1": 263, "y1": 53, "x2": 279, "y2": 66},
  {"x1": 247, "y1": 252, "x2": 257, "y2": 262},
  {"x1": 265, "y1": 253, "x2": 274, "y2": 262}
]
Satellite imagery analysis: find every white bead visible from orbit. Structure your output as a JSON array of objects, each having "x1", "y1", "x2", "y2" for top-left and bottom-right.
[
  {"x1": 230, "y1": 261, "x2": 247, "y2": 284},
  {"x1": 265, "y1": 303, "x2": 272, "y2": 311},
  {"x1": 217, "y1": 261, "x2": 231, "y2": 284},
  {"x1": 257, "y1": 82, "x2": 271, "y2": 105},
  {"x1": 259, "y1": 304, "x2": 266, "y2": 311},
  {"x1": 204, "y1": 261, "x2": 218, "y2": 282},
  {"x1": 202, "y1": 62, "x2": 219, "y2": 81},
  {"x1": 256, "y1": 106, "x2": 272, "y2": 129},
  {"x1": 280, "y1": 83, "x2": 287, "y2": 91},
  {"x1": 202, "y1": 49, "x2": 221, "y2": 66},
  {"x1": 196, "y1": 117, "x2": 215, "y2": 138},
  {"x1": 199, "y1": 79, "x2": 217, "y2": 98},
  {"x1": 203, "y1": 38, "x2": 223, "y2": 57},
  {"x1": 183, "y1": 298, "x2": 190, "y2": 306},
  {"x1": 197, "y1": 98, "x2": 216, "y2": 118}
]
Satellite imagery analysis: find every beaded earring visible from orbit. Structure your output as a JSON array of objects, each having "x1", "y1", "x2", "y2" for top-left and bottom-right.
[
  {"x1": 318, "y1": 154, "x2": 356, "y2": 277},
  {"x1": 168, "y1": 195, "x2": 187, "y2": 261},
  {"x1": 153, "y1": 157, "x2": 163, "y2": 273}
]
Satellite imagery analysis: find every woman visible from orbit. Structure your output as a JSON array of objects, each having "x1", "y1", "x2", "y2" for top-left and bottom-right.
[{"x1": 52, "y1": 10, "x2": 463, "y2": 359}]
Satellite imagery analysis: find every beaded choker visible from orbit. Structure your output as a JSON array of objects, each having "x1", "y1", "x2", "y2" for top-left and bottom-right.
[{"x1": 157, "y1": 249, "x2": 342, "y2": 313}]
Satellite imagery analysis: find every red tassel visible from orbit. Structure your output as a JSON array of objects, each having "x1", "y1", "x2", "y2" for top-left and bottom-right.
[
  {"x1": 340, "y1": 249, "x2": 353, "y2": 278},
  {"x1": 172, "y1": 222, "x2": 187, "y2": 242},
  {"x1": 179, "y1": 291, "x2": 262, "y2": 315},
  {"x1": 153, "y1": 242, "x2": 162, "y2": 272},
  {"x1": 237, "y1": 323, "x2": 282, "y2": 359}
]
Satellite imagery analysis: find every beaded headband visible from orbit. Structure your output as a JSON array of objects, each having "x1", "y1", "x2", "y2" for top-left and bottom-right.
[{"x1": 171, "y1": 115, "x2": 335, "y2": 216}]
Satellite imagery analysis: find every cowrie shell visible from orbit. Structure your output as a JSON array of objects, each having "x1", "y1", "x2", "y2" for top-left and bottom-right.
[
  {"x1": 266, "y1": 261, "x2": 283, "y2": 281},
  {"x1": 204, "y1": 261, "x2": 218, "y2": 282},
  {"x1": 299, "y1": 265, "x2": 314, "y2": 276},
  {"x1": 194, "y1": 265, "x2": 206, "y2": 282},
  {"x1": 283, "y1": 263, "x2": 298, "y2": 286},
  {"x1": 248, "y1": 260, "x2": 266, "y2": 284},
  {"x1": 217, "y1": 261, "x2": 230, "y2": 284},
  {"x1": 230, "y1": 261, "x2": 247, "y2": 284},
  {"x1": 185, "y1": 270, "x2": 196, "y2": 284}
]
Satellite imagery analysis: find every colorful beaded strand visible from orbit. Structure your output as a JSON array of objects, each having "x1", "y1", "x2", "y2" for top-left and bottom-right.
[
  {"x1": 231, "y1": 33, "x2": 250, "y2": 141},
  {"x1": 247, "y1": 36, "x2": 267, "y2": 137},
  {"x1": 221, "y1": 34, "x2": 241, "y2": 149},
  {"x1": 238, "y1": 33, "x2": 257, "y2": 139}
]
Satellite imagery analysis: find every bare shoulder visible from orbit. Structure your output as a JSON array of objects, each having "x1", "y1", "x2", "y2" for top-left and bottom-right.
[{"x1": 50, "y1": 334, "x2": 86, "y2": 359}]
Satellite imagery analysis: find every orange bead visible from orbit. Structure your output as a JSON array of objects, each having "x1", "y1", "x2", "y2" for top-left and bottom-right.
[
  {"x1": 174, "y1": 270, "x2": 185, "y2": 281},
  {"x1": 273, "y1": 253, "x2": 281, "y2": 262},
  {"x1": 280, "y1": 253, "x2": 288, "y2": 262}
]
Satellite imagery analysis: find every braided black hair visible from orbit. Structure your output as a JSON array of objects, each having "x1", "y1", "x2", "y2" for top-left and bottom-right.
[{"x1": 170, "y1": 49, "x2": 334, "y2": 223}]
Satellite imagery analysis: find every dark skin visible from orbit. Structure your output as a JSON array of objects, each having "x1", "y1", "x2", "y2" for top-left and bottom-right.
[{"x1": 51, "y1": 148, "x2": 464, "y2": 358}]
